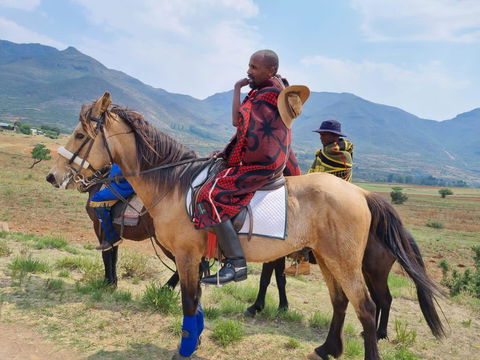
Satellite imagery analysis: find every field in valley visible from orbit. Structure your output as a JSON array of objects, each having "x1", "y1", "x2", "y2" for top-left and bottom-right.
[{"x1": 0, "y1": 131, "x2": 479, "y2": 360}]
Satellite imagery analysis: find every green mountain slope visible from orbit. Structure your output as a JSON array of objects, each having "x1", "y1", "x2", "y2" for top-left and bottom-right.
[{"x1": 1, "y1": 40, "x2": 478, "y2": 185}]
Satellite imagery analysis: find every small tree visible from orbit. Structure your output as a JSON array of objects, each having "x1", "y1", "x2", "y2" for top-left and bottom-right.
[
  {"x1": 30, "y1": 143, "x2": 51, "y2": 168},
  {"x1": 390, "y1": 188, "x2": 408, "y2": 204},
  {"x1": 439, "y1": 188, "x2": 453, "y2": 198}
]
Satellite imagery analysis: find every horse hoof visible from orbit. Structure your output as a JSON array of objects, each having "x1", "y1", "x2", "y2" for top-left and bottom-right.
[
  {"x1": 244, "y1": 307, "x2": 256, "y2": 318},
  {"x1": 306, "y1": 351, "x2": 324, "y2": 360},
  {"x1": 172, "y1": 352, "x2": 191, "y2": 360}
]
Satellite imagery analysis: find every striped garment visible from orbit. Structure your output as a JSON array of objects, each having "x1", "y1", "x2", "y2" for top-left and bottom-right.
[{"x1": 307, "y1": 139, "x2": 353, "y2": 182}]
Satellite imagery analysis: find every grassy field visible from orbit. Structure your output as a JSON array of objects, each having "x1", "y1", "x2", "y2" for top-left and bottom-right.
[{"x1": 0, "y1": 131, "x2": 479, "y2": 360}]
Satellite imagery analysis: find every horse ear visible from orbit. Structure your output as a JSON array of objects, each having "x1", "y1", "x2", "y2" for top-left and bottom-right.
[{"x1": 91, "y1": 92, "x2": 112, "y2": 117}]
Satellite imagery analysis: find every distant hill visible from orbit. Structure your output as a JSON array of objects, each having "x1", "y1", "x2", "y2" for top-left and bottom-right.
[{"x1": 1, "y1": 40, "x2": 479, "y2": 186}]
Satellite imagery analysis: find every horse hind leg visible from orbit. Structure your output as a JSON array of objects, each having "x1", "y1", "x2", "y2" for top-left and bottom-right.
[
  {"x1": 245, "y1": 260, "x2": 277, "y2": 317},
  {"x1": 308, "y1": 257, "x2": 349, "y2": 360},
  {"x1": 273, "y1": 256, "x2": 288, "y2": 311}
]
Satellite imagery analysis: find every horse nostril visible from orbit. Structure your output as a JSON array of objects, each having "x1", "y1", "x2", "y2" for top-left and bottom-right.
[{"x1": 46, "y1": 173, "x2": 55, "y2": 184}]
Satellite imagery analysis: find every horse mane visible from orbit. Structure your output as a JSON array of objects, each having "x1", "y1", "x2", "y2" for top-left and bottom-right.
[{"x1": 80, "y1": 103, "x2": 204, "y2": 195}]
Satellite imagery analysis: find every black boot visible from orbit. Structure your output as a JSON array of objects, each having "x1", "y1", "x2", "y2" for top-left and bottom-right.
[{"x1": 201, "y1": 220, "x2": 247, "y2": 285}]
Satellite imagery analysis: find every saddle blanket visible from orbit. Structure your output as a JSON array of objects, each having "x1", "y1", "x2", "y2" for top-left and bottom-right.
[
  {"x1": 186, "y1": 166, "x2": 288, "y2": 239},
  {"x1": 112, "y1": 195, "x2": 144, "y2": 227}
]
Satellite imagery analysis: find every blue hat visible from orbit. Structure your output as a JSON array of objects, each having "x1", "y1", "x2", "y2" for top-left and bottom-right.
[{"x1": 313, "y1": 119, "x2": 346, "y2": 137}]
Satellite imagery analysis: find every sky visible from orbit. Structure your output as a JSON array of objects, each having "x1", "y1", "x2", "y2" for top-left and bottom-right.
[{"x1": 0, "y1": 0, "x2": 479, "y2": 120}]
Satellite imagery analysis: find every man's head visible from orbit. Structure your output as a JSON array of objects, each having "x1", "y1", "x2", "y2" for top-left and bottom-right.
[
  {"x1": 313, "y1": 119, "x2": 346, "y2": 147},
  {"x1": 247, "y1": 50, "x2": 278, "y2": 89}
]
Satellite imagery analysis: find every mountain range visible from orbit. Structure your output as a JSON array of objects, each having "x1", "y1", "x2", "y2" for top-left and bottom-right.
[{"x1": 1, "y1": 40, "x2": 479, "y2": 186}]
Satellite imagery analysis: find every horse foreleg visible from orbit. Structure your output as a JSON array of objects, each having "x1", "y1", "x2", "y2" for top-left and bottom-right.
[
  {"x1": 173, "y1": 253, "x2": 203, "y2": 360},
  {"x1": 245, "y1": 260, "x2": 276, "y2": 317},
  {"x1": 273, "y1": 257, "x2": 288, "y2": 311}
]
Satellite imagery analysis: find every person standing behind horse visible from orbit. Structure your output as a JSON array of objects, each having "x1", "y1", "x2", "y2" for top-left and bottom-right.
[
  {"x1": 196, "y1": 49, "x2": 309, "y2": 285},
  {"x1": 285, "y1": 119, "x2": 353, "y2": 276},
  {"x1": 309, "y1": 119, "x2": 353, "y2": 180},
  {"x1": 92, "y1": 163, "x2": 135, "y2": 251}
]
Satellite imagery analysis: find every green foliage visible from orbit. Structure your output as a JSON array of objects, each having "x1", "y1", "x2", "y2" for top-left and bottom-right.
[
  {"x1": 142, "y1": 283, "x2": 180, "y2": 314},
  {"x1": 168, "y1": 317, "x2": 182, "y2": 337},
  {"x1": 203, "y1": 306, "x2": 221, "y2": 320},
  {"x1": 438, "y1": 259, "x2": 449, "y2": 281},
  {"x1": 211, "y1": 319, "x2": 244, "y2": 347},
  {"x1": 383, "y1": 347, "x2": 420, "y2": 360},
  {"x1": 30, "y1": 143, "x2": 51, "y2": 168},
  {"x1": 32, "y1": 236, "x2": 68, "y2": 250},
  {"x1": 426, "y1": 221, "x2": 444, "y2": 229},
  {"x1": 16, "y1": 122, "x2": 31, "y2": 135},
  {"x1": 440, "y1": 246, "x2": 480, "y2": 298},
  {"x1": 390, "y1": 189, "x2": 408, "y2": 204},
  {"x1": 439, "y1": 188, "x2": 453, "y2": 198},
  {"x1": 112, "y1": 290, "x2": 133, "y2": 303},
  {"x1": 344, "y1": 338, "x2": 363, "y2": 357}
]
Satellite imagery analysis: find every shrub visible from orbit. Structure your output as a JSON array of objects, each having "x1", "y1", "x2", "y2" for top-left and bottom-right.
[
  {"x1": 142, "y1": 283, "x2": 180, "y2": 314},
  {"x1": 119, "y1": 251, "x2": 155, "y2": 280},
  {"x1": 284, "y1": 337, "x2": 300, "y2": 350},
  {"x1": 438, "y1": 188, "x2": 453, "y2": 198},
  {"x1": 441, "y1": 246, "x2": 480, "y2": 298},
  {"x1": 211, "y1": 319, "x2": 244, "y2": 347},
  {"x1": 426, "y1": 221, "x2": 444, "y2": 229},
  {"x1": 391, "y1": 189, "x2": 408, "y2": 204}
]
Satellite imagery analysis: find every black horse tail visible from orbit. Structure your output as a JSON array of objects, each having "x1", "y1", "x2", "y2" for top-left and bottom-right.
[{"x1": 365, "y1": 192, "x2": 446, "y2": 339}]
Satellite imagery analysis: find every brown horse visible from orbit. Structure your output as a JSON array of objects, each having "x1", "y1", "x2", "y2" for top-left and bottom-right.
[
  {"x1": 46, "y1": 93, "x2": 444, "y2": 360},
  {"x1": 85, "y1": 183, "x2": 180, "y2": 289}
]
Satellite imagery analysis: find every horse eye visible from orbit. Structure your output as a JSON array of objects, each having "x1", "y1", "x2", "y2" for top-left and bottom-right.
[{"x1": 75, "y1": 133, "x2": 85, "y2": 139}]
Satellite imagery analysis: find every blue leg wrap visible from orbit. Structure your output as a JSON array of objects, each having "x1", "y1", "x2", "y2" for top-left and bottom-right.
[
  {"x1": 179, "y1": 315, "x2": 198, "y2": 357},
  {"x1": 196, "y1": 304, "x2": 204, "y2": 336}
]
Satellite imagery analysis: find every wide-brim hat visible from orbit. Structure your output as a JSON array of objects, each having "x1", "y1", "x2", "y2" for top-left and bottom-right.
[
  {"x1": 278, "y1": 85, "x2": 310, "y2": 129},
  {"x1": 313, "y1": 119, "x2": 347, "y2": 137}
]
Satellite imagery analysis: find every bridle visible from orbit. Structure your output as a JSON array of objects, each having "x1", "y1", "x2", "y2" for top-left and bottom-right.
[{"x1": 57, "y1": 112, "x2": 115, "y2": 190}]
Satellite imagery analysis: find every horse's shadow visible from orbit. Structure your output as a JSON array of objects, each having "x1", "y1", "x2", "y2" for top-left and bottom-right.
[{"x1": 85, "y1": 343, "x2": 209, "y2": 360}]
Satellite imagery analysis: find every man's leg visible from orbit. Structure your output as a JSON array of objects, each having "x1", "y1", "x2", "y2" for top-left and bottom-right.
[
  {"x1": 201, "y1": 219, "x2": 247, "y2": 285},
  {"x1": 93, "y1": 205, "x2": 122, "y2": 251}
]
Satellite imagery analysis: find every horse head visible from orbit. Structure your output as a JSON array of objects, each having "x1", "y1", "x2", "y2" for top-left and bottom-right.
[{"x1": 46, "y1": 92, "x2": 118, "y2": 190}]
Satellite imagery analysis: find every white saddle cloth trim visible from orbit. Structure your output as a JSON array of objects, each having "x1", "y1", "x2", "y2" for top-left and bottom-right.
[{"x1": 186, "y1": 168, "x2": 287, "y2": 239}]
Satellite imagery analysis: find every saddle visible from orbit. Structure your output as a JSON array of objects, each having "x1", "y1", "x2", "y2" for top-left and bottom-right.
[{"x1": 187, "y1": 159, "x2": 286, "y2": 238}]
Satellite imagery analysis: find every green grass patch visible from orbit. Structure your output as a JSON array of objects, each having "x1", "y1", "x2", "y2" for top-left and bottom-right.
[
  {"x1": 0, "y1": 239, "x2": 12, "y2": 256},
  {"x1": 142, "y1": 282, "x2": 181, "y2": 315},
  {"x1": 112, "y1": 290, "x2": 133, "y2": 303},
  {"x1": 388, "y1": 273, "x2": 412, "y2": 298},
  {"x1": 344, "y1": 337, "x2": 363, "y2": 357},
  {"x1": 211, "y1": 319, "x2": 244, "y2": 347},
  {"x1": 425, "y1": 221, "x2": 444, "y2": 229},
  {"x1": 393, "y1": 319, "x2": 417, "y2": 347},
  {"x1": 168, "y1": 317, "x2": 183, "y2": 337},
  {"x1": 284, "y1": 337, "x2": 301, "y2": 350},
  {"x1": 44, "y1": 278, "x2": 65, "y2": 291},
  {"x1": 308, "y1": 310, "x2": 331, "y2": 330},
  {"x1": 204, "y1": 306, "x2": 221, "y2": 320},
  {"x1": 119, "y1": 250, "x2": 156, "y2": 280},
  {"x1": 8, "y1": 256, "x2": 50, "y2": 273},
  {"x1": 218, "y1": 297, "x2": 245, "y2": 315},
  {"x1": 383, "y1": 347, "x2": 420, "y2": 360}
]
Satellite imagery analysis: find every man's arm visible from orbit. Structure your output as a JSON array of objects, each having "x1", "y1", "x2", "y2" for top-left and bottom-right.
[{"x1": 232, "y1": 78, "x2": 250, "y2": 127}]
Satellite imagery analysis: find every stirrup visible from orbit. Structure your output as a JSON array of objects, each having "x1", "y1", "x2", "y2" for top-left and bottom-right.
[{"x1": 95, "y1": 239, "x2": 123, "y2": 251}]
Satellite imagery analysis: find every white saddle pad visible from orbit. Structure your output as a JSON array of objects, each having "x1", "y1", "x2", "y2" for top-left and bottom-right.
[{"x1": 186, "y1": 167, "x2": 287, "y2": 239}]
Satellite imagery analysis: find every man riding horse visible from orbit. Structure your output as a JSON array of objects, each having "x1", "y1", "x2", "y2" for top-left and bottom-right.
[{"x1": 196, "y1": 49, "x2": 309, "y2": 285}]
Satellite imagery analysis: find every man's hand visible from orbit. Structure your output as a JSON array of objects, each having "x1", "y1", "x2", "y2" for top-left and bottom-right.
[{"x1": 235, "y1": 78, "x2": 250, "y2": 89}]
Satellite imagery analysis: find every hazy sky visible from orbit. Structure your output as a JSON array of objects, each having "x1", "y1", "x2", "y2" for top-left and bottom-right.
[{"x1": 1, "y1": 0, "x2": 479, "y2": 120}]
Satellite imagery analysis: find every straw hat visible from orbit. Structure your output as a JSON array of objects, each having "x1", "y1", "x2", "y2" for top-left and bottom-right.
[{"x1": 277, "y1": 85, "x2": 310, "y2": 129}]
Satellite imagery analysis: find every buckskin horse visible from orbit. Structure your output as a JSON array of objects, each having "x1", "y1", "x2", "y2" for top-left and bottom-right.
[{"x1": 46, "y1": 93, "x2": 444, "y2": 360}]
